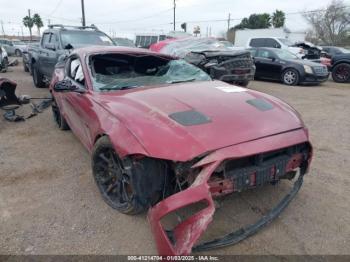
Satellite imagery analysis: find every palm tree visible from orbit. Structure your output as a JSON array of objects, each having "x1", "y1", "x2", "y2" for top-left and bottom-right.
[
  {"x1": 23, "y1": 16, "x2": 34, "y2": 40},
  {"x1": 272, "y1": 10, "x2": 286, "y2": 28},
  {"x1": 33, "y1": 14, "x2": 44, "y2": 36}
]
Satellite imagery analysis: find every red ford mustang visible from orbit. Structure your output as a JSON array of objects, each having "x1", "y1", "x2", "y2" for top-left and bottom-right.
[{"x1": 49, "y1": 46, "x2": 312, "y2": 255}]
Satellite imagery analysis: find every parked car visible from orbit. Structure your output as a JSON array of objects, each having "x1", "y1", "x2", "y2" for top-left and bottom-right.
[
  {"x1": 249, "y1": 47, "x2": 329, "y2": 85},
  {"x1": 12, "y1": 40, "x2": 27, "y2": 56},
  {"x1": 331, "y1": 51, "x2": 350, "y2": 83},
  {"x1": 0, "y1": 38, "x2": 15, "y2": 56},
  {"x1": 247, "y1": 37, "x2": 305, "y2": 58},
  {"x1": 0, "y1": 46, "x2": 9, "y2": 72},
  {"x1": 50, "y1": 45, "x2": 312, "y2": 255},
  {"x1": 112, "y1": 37, "x2": 135, "y2": 47},
  {"x1": 322, "y1": 46, "x2": 350, "y2": 58},
  {"x1": 29, "y1": 24, "x2": 115, "y2": 88},
  {"x1": 151, "y1": 37, "x2": 255, "y2": 86}
]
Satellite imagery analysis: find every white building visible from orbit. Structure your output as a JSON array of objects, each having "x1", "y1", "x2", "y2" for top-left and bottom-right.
[{"x1": 234, "y1": 28, "x2": 306, "y2": 47}]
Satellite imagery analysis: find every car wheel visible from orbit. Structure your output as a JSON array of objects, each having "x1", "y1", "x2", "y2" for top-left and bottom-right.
[
  {"x1": 23, "y1": 62, "x2": 29, "y2": 72},
  {"x1": 282, "y1": 69, "x2": 299, "y2": 86},
  {"x1": 51, "y1": 98, "x2": 70, "y2": 130},
  {"x1": 15, "y1": 49, "x2": 22, "y2": 57},
  {"x1": 92, "y1": 136, "x2": 167, "y2": 215},
  {"x1": 332, "y1": 63, "x2": 350, "y2": 83},
  {"x1": 236, "y1": 80, "x2": 249, "y2": 87},
  {"x1": 32, "y1": 63, "x2": 45, "y2": 88},
  {"x1": 1, "y1": 57, "x2": 8, "y2": 72}
]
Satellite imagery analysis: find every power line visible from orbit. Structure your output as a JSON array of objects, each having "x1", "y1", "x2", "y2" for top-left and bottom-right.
[
  {"x1": 93, "y1": 8, "x2": 173, "y2": 25},
  {"x1": 48, "y1": 0, "x2": 64, "y2": 16}
]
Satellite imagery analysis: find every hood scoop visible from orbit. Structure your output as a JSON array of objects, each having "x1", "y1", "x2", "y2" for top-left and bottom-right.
[
  {"x1": 246, "y1": 99, "x2": 274, "y2": 111},
  {"x1": 169, "y1": 110, "x2": 211, "y2": 126}
]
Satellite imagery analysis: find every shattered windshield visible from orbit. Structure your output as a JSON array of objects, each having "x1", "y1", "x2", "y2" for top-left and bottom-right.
[{"x1": 90, "y1": 54, "x2": 211, "y2": 91}]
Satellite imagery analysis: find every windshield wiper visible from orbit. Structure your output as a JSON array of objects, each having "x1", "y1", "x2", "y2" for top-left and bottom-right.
[
  {"x1": 168, "y1": 78, "x2": 196, "y2": 84},
  {"x1": 100, "y1": 85, "x2": 140, "y2": 91}
]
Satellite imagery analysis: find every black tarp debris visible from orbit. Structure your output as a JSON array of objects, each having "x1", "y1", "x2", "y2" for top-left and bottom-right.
[{"x1": 0, "y1": 78, "x2": 52, "y2": 122}]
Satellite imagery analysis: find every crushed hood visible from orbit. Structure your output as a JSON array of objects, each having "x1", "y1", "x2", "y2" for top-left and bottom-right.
[{"x1": 95, "y1": 81, "x2": 304, "y2": 161}]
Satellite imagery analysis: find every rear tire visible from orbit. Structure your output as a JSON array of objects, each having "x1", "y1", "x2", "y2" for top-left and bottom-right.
[
  {"x1": 15, "y1": 49, "x2": 22, "y2": 57},
  {"x1": 92, "y1": 136, "x2": 167, "y2": 215},
  {"x1": 23, "y1": 62, "x2": 29, "y2": 72},
  {"x1": 282, "y1": 68, "x2": 299, "y2": 86},
  {"x1": 52, "y1": 98, "x2": 70, "y2": 130},
  {"x1": 332, "y1": 63, "x2": 350, "y2": 83},
  {"x1": 1, "y1": 57, "x2": 8, "y2": 72},
  {"x1": 32, "y1": 63, "x2": 45, "y2": 88}
]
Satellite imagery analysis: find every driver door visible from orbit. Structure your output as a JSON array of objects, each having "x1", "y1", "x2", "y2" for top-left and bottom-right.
[{"x1": 61, "y1": 56, "x2": 95, "y2": 149}]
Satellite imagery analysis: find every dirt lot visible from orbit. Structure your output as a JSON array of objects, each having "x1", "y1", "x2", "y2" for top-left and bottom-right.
[{"x1": 0, "y1": 63, "x2": 349, "y2": 255}]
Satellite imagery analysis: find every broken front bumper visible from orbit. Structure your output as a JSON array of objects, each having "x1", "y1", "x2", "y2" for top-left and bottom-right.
[{"x1": 148, "y1": 128, "x2": 312, "y2": 255}]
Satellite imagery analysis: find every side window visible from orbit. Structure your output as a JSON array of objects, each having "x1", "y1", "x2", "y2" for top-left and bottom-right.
[
  {"x1": 266, "y1": 39, "x2": 281, "y2": 48},
  {"x1": 50, "y1": 33, "x2": 59, "y2": 49},
  {"x1": 68, "y1": 58, "x2": 85, "y2": 86},
  {"x1": 248, "y1": 48, "x2": 257, "y2": 57},
  {"x1": 257, "y1": 50, "x2": 272, "y2": 59},
  {"x1": 42, "y1": 33, "x2": 51, "y2": 47},
  {"x1": 250, "y1": 38, "x2": 266, "y2": 47}
]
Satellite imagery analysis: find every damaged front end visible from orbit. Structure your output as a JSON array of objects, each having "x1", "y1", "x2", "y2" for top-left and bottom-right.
[
  {"x1": 184, "y1": 51, "x2": 255, "y2": 86},
  {"x1": 148, "y1": 130, "x2": 312, "y2": 255}
]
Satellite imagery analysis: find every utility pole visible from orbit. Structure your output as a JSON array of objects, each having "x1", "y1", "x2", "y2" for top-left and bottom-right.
[
  {"x1": 28, "y1": 9, "x2": 32, "y2": 41},
  {"x1": 227, "y1": 13, "x2": 231, "y2": 31},
  {"x1": 81, "y1": 0, "x2": 86, "y2": 26},
  {"x1": 173, "y1": 0, "x2": 176, "y2": 31}
]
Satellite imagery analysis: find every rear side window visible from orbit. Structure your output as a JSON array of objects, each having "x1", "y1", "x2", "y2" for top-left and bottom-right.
[{"x1": 250, "y1": 38, "x2": 266, "y2": 47}]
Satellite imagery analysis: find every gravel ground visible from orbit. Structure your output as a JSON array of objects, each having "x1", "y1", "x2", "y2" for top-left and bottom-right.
[{"x1": 0, "y1": 63, "x2": 349, "y2": 255}]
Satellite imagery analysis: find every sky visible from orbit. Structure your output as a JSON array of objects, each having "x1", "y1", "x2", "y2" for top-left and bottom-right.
[{"x1": 1, "y1": 0, "x2": 350, "y2": 39}]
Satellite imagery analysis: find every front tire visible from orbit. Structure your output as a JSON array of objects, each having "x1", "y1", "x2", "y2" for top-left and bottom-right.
[
  {"x1": 92, "y1": 136, "x2": 166, "y2": 215},
  {"x1": 282, "y1": 68, "x2": 299, "y2": 86},
  {"x1": 32, "y1": 63, "x2": 45, "y2": 88},
  {"x1": 52, "y1": 98, "x2": 70, "y2": 130},
  {"x1": 332, "y1": 63, "x2": 350, "y2": 83}
]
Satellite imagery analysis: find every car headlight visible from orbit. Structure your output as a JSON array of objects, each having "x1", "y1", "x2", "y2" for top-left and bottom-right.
[{"x1": 303, "y1": 65, "x2": 313, "y2": 74}]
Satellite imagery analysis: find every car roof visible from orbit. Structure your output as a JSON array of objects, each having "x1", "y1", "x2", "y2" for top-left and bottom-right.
[{"x1": 72, "y1": 45, "x2": 175, "y2": 59}]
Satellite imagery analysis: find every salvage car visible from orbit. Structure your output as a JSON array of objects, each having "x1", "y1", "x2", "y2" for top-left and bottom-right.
[
  {"x1": 50, "y1": 46, "x2": 312, "y2": 255},
  {"x1": 150, "y1": 37, "x2": 255, "y2": 87},
  {"x1": 249, "y1": 47, "x2": 329, "y2": 85},
  {"x1": 330, "y1": 51, "x2": 350, "y2": 83}
]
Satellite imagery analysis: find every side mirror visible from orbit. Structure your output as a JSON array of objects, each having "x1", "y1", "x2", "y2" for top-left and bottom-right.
[
  {"x1": 54, "y1": 80, "x2": 76, "y2": 92},
  {"x1": 45, "y1": 43, "x2": 56, "y2": 51}
]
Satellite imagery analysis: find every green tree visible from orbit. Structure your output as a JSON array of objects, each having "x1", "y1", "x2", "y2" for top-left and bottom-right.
[
  {"x1": 33, "y1": 13, "x2": 44, "y2": 36},
  {"x1": 272, "y1": 10, "x2": 286, "y2": 28},
  {"x1": 235, "y1": 13, "x2": 271, "y2": 29},
  {"x1": 23, "y1": 16, "x2": 34, "y2": 40}
]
